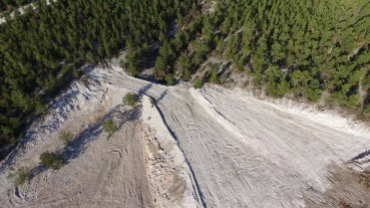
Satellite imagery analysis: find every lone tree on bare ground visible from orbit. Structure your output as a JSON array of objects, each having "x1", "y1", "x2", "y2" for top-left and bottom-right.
[
  {"x1": 102, "y1": 119, "x2": 118, "y2": 137},
  {"x1": 123, "y1": 93, "x2": 139, "y2": 107},
  {"x1": 59, "y1": 130, "x2": 74, "y2": 145},
  {"x1": 7, "y1": 167, "x2": 32, "y2": 186},
  {"x1": 40, "y1": 152, "x2": 63, "y2": 170}
]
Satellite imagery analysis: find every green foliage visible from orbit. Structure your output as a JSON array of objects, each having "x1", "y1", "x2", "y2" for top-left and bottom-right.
[
  {"x1": 59, "y1": 130, "x2": 73, "y2": 145},
  {"x1": 127, "y1": 56, "x2": 139, "y2": 76},
  {"x1": 176, "y1": 0, "x2": 370, "y2": 114},
  {"x1": 177, "y1": 55, "x2": 191, "y2": 81},
  {"x1": 3, "y1": 0, "x2": 370, "y2": 151},
  {"x1": 150, "y1": 97, "x2": 155, "y2": 107},
  {"x1": 123, "y1": 93, "x2": 139, "y2": 107},
  {"x1": 209, "y1": 68, "x2": 219, "y2": 84},
  {"x1": 194, "y1": 79, "x2": 203, "y2": 89},
  {"x1": 165, "y1": 74, "x2": 175, "y2": 86},
  {"x1": 345, "y1": 94, "x2": 361, "y2": 109},
  {"x1": 120, "y1": 58, "x2": 138, "y2": 76},
  {"x1": 35, "y1": 101, "x2": 48, "y2": 115},
  {"x1": 0, "y1": 0, "x2": 196, "y2": 149},
  {"x1": 155, "y1": 56, "x2": 167, "y2": 79},
  {"x1": 265, "y1": 66, "x2": 289, "y2": 98},
  {"x1": 40, "y1": 152, "x2": 63, "y2": 170},
  {"x1": 7, "y1": 167, "x2": 32, "y2": 186},
  {"x1": 306, "y1": 80, "x2": 323, "y2": 102},
  {"x1": 102, "y1": 119, "x2": 118, "y2": 137}
]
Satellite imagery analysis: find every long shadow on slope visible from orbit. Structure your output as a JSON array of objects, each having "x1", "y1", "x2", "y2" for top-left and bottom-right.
[
  {"x1": 0, "y1": 65, "x2": 103, "y2": 174},
  {"x1": 146, "y1": 92, "x2": 207, "y2": 208},
  {"x1": 137, "y1": 83, "x2": 153, "y2": 98},
  {"x1": 61, "y1": 105, "x2": 141, "y2": 163},
  {"x1": 28, "y1": 105, "x2": 141, "y2": 182},
  {"x1": 0, "y1": 87, "x2": 82, "y2": 175},
  {"x1": 136, "y1": 83, "x2": 169, "y2": 106},
  {"x1": 5, "y1": 83, "x2": 153, "y2": 178},
  {"x1": 155, "y1": 89, "x2": 168, "y2": 105},
  {"x1": 350, "y1": 149, "x2": 370, "y2": 163}
]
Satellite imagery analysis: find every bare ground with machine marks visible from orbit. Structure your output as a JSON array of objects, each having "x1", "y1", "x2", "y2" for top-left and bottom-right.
[{"x1": 1, "y1": 63, "x2": 370, "y2": 207}]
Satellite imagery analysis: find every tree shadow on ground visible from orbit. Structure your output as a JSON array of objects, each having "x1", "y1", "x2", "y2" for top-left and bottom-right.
[
  {"x1": 155, "y1": 89, "x2": 168, "y2": 105},
  {"x1": 136, "y1": 82, "x2": 168, "y2": 105},
  {"x1": 27, "y1": 104, "x2": 141, "y2": 182},
  {"x1": 147, "y1": 90, "x2": 207, "y2": 207},
  {"x1": 0, "y1": 88, "x2": 81, "y2": 175},
  {"x1": 61, "y1": 105, "x2": 140, "y2": 163},
  {"x1": 137, "y1": 83, "x2": 153, "y2": 99},
  {"x1": 351, "y1": 149, "x2": 370, "y2": 162}
]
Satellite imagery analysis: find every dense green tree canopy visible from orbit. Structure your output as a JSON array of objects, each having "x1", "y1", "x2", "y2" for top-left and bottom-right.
[
  {"x1": 0, "y1": 0, "x2": 196, "y2": 148},
  {"x1": 154, "y1": 0, "x2": 370, "y2": 109},
  {"x1": 2, "y1": 0, "x2": 370, "y2": 151}
]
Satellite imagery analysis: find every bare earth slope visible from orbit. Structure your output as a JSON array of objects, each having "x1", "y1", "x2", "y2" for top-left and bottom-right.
[
  {"x1": 1, "y1": 63, "x2": 370, "y2": 207},
  {"x1": 0, "y1": 65, "x2": 200, "y2": 208},
  {"x1": 92, "y1": 66, "x2": 370, "y2": 207},
  {"x1": 23, "y1": 121, "x2": 154, "y2": 208}
]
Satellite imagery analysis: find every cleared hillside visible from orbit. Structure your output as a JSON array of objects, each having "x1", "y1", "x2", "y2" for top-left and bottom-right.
[{"x1": 1, "y1": 63, "x2": 370, "y2": 207}]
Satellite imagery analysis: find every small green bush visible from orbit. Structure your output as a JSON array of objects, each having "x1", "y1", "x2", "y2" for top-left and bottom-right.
[
  {"x1": 165, "y1": 74, "x2": 175, "y2": 86},
  {"x1": 150, "y1": 97, "x2": 155, "y2": 107},
  {"x1": 120, "y1": 59, "x2": 138, "y2": 76},
  {"x1": 59, "y1": 130, "x2": 74, "y2": 145},
  {"x1": 102, "y1": 119, "x2": 118, "y2": 136},
  {"x1": 194, "y1": 79, "x2": 203, "y2": 89},
  {"x1": 7, "y1": 167, "x2": 32, "y2": 186},
  {"x1": 40, "y1": 152, "x2": 63, "y2": 170},
  {"x1": 123, "y1": 93, "x2": 139, "y2": 107},
  {"x1": 209, "y1": 68, "x2": 219, "y2": 84},
  {"x1": 35, "y1": 101, "x2": 48, "y2": 115}
]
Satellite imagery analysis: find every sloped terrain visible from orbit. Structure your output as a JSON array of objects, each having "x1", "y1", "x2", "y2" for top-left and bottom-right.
[
  {"x1": 0, "y1": 64, "x2": 200, "y2": 208},
  {"x1": 1, "y1": 63, "x2": 370, "y2": 207}
]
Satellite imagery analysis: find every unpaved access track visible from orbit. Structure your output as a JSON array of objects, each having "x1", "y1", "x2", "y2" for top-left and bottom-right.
[{"x1": 1, "y1": 62, "x2": 370, "y2": 207}]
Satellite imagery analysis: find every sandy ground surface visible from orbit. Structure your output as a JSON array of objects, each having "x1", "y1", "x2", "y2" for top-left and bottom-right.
[
  {"x1": 1, "y1": 61, "x2": 370, "y2": 207},
  {"x1": 15, "y1": 122, "x2": 155, "y2": 208},
  {"x1": 0, "y1": 66, "x2": 200, "y2": 207}
]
